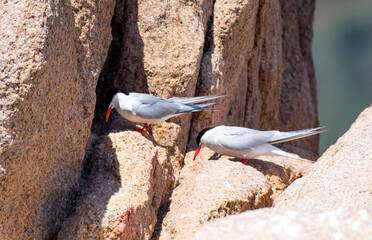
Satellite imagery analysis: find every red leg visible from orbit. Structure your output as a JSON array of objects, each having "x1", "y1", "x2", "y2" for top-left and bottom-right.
[
  {"x1": 142, "y1": 124, "x2": 150, "y2": 136},
  {"x1": 134, "y1": 124, "x2": 147, "y2": 135},
  {"x1": 241, "y1": 158, "x2": 248, "y2": 165},
  {"x1": 134, "y1": 125, "x2": 144, "y2": 133}
]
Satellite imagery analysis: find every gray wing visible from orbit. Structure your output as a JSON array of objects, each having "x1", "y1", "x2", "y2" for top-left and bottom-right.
[
  {"x1": 215, "y1": 126, "x2": 276, "y2": 150},
  {"x1": 130, "y1": 94, "x2": 180, "y2": 119}
]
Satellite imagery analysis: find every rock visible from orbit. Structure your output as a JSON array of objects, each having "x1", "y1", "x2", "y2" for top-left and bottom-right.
[
  {"x1": 157, "y1": 159, "x2": 273, "y2": 240},
  {"x1": 89, "y1": 2, "x2": 320, "y2": 238},
  {"x1": 96, "y1": 0, "x2": 319, "y2": 155},
  {"x1": 191, "y1": 207, "x2": 372, "y2": 240},
  {"x1": 187, "y1": 0, "x2": 277, "y2": 150},
  {"x1": 244, "y1": 156, "x2": 311, "y2": 200},
  {"x1": 274, "y1": 105, "x2": 372, "y2": 210},
  {"x1": 0, "y1": 1, "x2": 115, "y2": 239},
  {"x1": 187, "y1": 0, "x2": 319, "y2": 153},
  {"x1": 88, "y1": 2, "x2": 218, "y2": 238},
  {"x1": 94, "y1": 0, "x2": 215, "y2": 154},
  {"x1": 0, "y1": 0, "x2": 320, "y2": 238},
  {"x1": 279, "y1": 0, "x2": 319, "y2": 152},
  {"x1": 58, "y1": 131, "x2": 170, "y2": 240},
  {"x1": 186, "y1": 146, "x2": 313, "y2": 201}
]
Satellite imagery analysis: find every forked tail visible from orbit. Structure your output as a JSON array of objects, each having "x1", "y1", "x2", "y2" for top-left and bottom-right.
[{"x1": 267, "y1": 145, "x2": 314, "y2": 163}]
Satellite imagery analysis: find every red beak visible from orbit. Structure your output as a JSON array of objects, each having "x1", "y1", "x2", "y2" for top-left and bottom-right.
[
  {"x1": 193, "y1": 145, "x2": 202, "y2": 160},
  {"x1": 105, "y1": 106, "x2": 112, "y2": 123}
]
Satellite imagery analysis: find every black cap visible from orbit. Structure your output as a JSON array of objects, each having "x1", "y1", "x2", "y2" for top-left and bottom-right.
[
  {"x1": 105, "y1": 88, "x2": 119, "y2": 108},
  {"x1": 104, "y1": 88, "x2": 131, "y2": 108},
  {"x1": 196, "y1": 127, "x2": 215, "y2": 146}
]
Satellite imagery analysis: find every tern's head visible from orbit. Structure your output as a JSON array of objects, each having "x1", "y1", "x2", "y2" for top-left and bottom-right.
[
  {"x1": 194, "y1": 127, "x2": 215, "y2": 160},
  {"x1": 105, "y1": 89, "x2": 129, "y2": 123}
]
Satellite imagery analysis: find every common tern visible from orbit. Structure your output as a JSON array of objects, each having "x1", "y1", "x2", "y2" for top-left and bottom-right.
[
  {"x1": 105, "y1": 90, "x2": 222, "y2": 135},
  {"x1": 193, "y1": 125, "x2": 326, "y2": 164}
]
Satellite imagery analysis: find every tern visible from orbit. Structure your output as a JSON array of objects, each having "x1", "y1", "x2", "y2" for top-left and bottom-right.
[
  {"x1": 193, "y1": 125, "x2": 326, "y2": 164},
  {"x1": 105, "y1": 90, "x2": 223, "y2": 135}
]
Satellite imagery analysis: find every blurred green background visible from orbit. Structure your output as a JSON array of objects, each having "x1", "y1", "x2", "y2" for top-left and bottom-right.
[{"x1": 313, "y1": 0, "x2": 372, "y2": 153}]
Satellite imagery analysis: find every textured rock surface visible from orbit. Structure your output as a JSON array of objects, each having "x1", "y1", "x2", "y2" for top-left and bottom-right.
[
  {"x1": 191, "y1": 207, "x2": 372, "y2": 240},
  {"x1": 188, "y1": 0, "x2": 319, "y2": 153},
  {"x1": 0, "y1": 1, "x2": 115, "y2": 239},
  {"x1": 243, "y1": 154, "x2": 312, "y2": 200},
  {"x1": 0, "y1": 0, "x2": 320, "y2": 238},
  {"x1": 58, "y1": 131, "x2": 170, "y2": 240},
  {"x1": 274, "y1": 105, "x2": 372, "y2": 210},
  {"x1": 186, "y1": 146, "x2": 313, "y2": 201},
  {"x1": 96, "y1": 0, "x2": 319, "y2": 154},
  {"x1": 94, "y1": 0, "x2": 215, "y2": 154},
  {"x1": 157, "y1": 159, "x2": 273, "y2": 240},
  {"x1": 90, "y1": 4, "x2": 320, "y2": 238},
  {"x1": 279, "y1": 0, "x2": 319, "y2": 152},
  {"x1": 188, "y1": 0, "x2": 280, "y2": 150}
]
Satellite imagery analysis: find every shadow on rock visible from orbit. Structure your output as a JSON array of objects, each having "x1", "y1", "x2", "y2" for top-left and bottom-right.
[{"x1": 56, "y1": 133, "x2": 121, "y2": 239}]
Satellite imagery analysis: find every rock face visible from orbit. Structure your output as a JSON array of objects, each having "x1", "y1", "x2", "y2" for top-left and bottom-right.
[
  {"x1": 279, "y1": 0, "x2": 319, "y2": 152},
  {"x1": 187, "y1": 0, "x2": 281, "y2": 151},
  {"x1": 157, "y1": 159, "x2": 273, "y2": 240},
  {"x1": 95, "y1": 0, "x2": 319, "y2": 153},
  {"x1": 188, "y1": 105, "x2": 372, "y2": 239},
  {"x1": 0, "y1": 0, "x2": 319, "y2": 239},
  {"x1": 0, "y1": 1, "x2": 115, "y2": 239},
  {"x1": 93, "y1": 0, "x2": 215, "y2": 153},
  {"x1": 152, "y1": 147, "x2": 311, "y2": 239},
  {"x1": 184, "y1": 147, "x2": 313, "y2": 201},
  {"x1": 191, "y1": 207, "x2": 372, "y2": 240},
  {"x1": 57, "y1": 131, "x2": 170, "y2": 240},
  {"x1": 274, "y1": 105, "x2": 372, "y2": 210},
  {"x1": 187, "y1": 0, "x2": 319, "y2": 153},
  {"x1": 88, "y1": 0, "x2": 319, "y2": 237}
]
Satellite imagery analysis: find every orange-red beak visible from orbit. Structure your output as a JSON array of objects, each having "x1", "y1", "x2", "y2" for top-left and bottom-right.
[
  {"x1": 193, "y1": 145, "x2": 202, "y2": 160},
  {"x1": 105, "y1": 106, "x2": 112, "y2": 123}
]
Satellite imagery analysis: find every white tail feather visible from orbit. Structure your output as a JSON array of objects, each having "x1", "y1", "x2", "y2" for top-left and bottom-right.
[{"x1": 268, "y1": 145, "x2": 314, "y2": 163}]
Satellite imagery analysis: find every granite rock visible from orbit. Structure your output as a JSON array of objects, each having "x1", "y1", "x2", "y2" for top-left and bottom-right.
[
  {"x1": 187, "y1": 0, "x2": 319, "y2": 153},
  {"x1": 192, "y1": 207, "x2": 372, "y2": 240},
  {"x1": 186, "y1": 146, "x2": 313, "y2": 201},
  {"x1": 0, "y1": 0, "x2": 320, "y2": 238},
  {"x1": 58, "y1": 131, "x2": 170, "y2": 240},
  {"x1": 0, "y1": 0, "x2": 115, "y2": 238},
  {"x1": 158, "y1": 159, "x2": 272, "y2": 240},
  {"x1": 279, "y1": 0, "x2": 319, "y2": 152},
  {"x1": 274, "y1": 105, "x2": 372, "y2": 210}
]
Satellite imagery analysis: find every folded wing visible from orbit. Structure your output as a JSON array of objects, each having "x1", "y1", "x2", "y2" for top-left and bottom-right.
[{"x1": 130, "y1": 95, "x2": 179, "y2": 119}]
